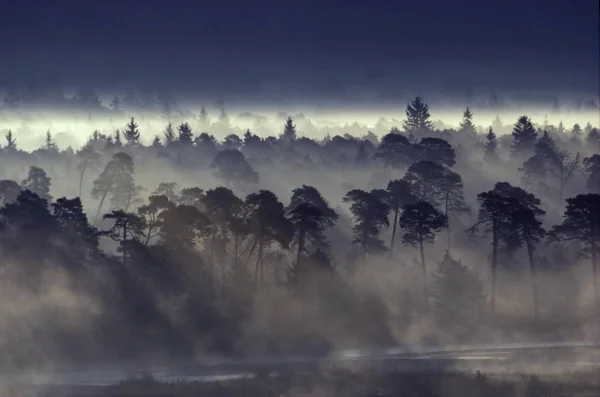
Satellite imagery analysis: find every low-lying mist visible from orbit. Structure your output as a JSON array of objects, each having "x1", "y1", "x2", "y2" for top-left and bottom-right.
[{"x1": 0, "y1": 96, "x2": 598, "y2": 379}]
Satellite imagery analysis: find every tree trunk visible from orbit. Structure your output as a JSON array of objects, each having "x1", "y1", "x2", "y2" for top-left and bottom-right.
[
  {"x1": 491, "y1": 222, "x2": 499, "y2": 314},
  {"x1": 592, "y1": 239, "x2": 598, "y2": 312},
  {"x1": 78, "y1": 163, "x2": 88, "y2": 199},
  {"x1": 390, "y1": 205, "x2": 399, "y2": 256},
  {"x1": 525, "y1": 235, "x2": 539, "y2": 318},
  {"x1": 445, "y1": 197, "x2": 451, "y2": 249},
  {"x1": 254, "y1": 239, "x2": 264, "y2": 284},
  {"x1": 94, "y1": 191, "x2": 108, "y2": 222},
  {"x1": 296, "y1": 228, "x2": 306, "y2": 268},
  {"x1": 122, "y1": 224, "x2": 127, "y2": 265},
  {"x1": 419, "y1": 237, "x2": 428, "y2": 307}
]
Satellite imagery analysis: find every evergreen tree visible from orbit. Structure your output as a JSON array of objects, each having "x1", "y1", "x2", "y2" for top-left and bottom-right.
[
  {"x1": 433, "y1": 250, "x2": 486, "y2": 336},
  {"x1": 210, "y1": 150, "x2": 259, "y2": 192},
  {"x1": 468, "y1": 190, "x2": 521, "y2": 313},
  {"x1": 400, "y1": 201, "x2": 448, "y2": 304},
  {"x1": 484, "y1": 127, "x2": 499, "y2": 163},
  {"x1": 458, "y1": 107, "x2": 477, "y2": 137},
  {"x1": 416, "y1": 137, "x2": 456, "y2": 167},
  {"x1": 114, "y1": 129, "x2": 123, "y2": 147},
  {"x1": 280, "y1": 116, "x2": 297, "y2": 144},
  {"x1": 76, "y1": 143, "x2": 101, "y2": 198},
  {"x1": 123, "y1": 117, "x2": 140, "y2": 146},
  {"x1": 343, "y1": 189, "x2": 390, "y2": 259},
  {"x1": 550, "y1": 194, "x2": 600, "y2": 311},
  {"x1": 199, "y1": 106, "x2": 209, "y2": 123},
  {"x1": 403, "y1": 97, "x2": 433, "y2": 139},
  {"x1": 0, "y1": 179, "x2": 21, "y2": 206},
  {"x1": 177, "y1": 122, "x2": 194, "y2": 146},
  {"x1": 21, "y1": 166, "x2": 52, "y2": 202},
  {"x1": 5, "y1": 130, "x2": 17, "y2": 151},
  {"x1": 45, "y1": 130, "x2": 58, "y2": 152},
  {"x1": 163, "y1": 123, "x2": 176, "y2": 147},
  {"x1": 587, "y1": 128, "x2": 600, "y2": 152},
  {"x1": 382, "y1": 179, "x2": 416, "y2": 255},
  {"x1": 151, "y1": 135, "x2": 162, "y2": 149},
  {"x1": 583, "y1": 155, "x2": 600, "y2": 193},
  {"x1": 511, "y1": 115, "x2": 538, "y2": 159},
  {"x1": 374, "y1": 132, "x2": 414, "y2": 169},
  {"x1": 571, "y1": 123, "x2": 583, "y2": 143}
]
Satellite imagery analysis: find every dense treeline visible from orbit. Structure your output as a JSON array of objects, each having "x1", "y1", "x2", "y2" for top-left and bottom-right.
[{"x1": 0, "y1": 97, "x2": 599, "y2": 369}]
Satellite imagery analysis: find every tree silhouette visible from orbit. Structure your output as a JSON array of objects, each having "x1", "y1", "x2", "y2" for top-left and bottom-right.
[
  {"x1": 433, "y1": 250, "x2": 485, "y2": 337},
  {"x1": 400, "y1": 201, "x2": 448, "y2": 304},
  {"x1": 288, "y1": 185, "x2": 338, "y2": 228},
  {"x1": 44, "y1": 130, "x2": 58, "y2": 152},
  {"x1": 0, "y1": 180, "x2": 21, "y2": 206},
  {"x1": 468, "y1": 189, "x2": 521, "y2": 313},
  {"x1": 583, "y1": 155, "x2": 600, "y2": 193},
  {"x1": 179, "y1": 187, "x2": 206, "y2": 209},
  {"x1": 91, "y1": 152, "x2": 136, "y2": 220},
  {"x1": 137, "y1": 195, "x2": 174, "y2": 245},
  {"x1": 152, "y1": 182, "x2": 180, "y2": 203},
  {"x1": 211, "y1": 150, "x2": 259, "y2": 192},
  {"x1": 199, "y1": 106, "x2": 209, "y2": 123},
  {"x1": 177, "y1": 122, "x2": 194, "y2": 146},
  {"x1": 379, "y1": 179, "x2": 416, "y2": 255},
  {"x1": 245, "y1": 190, "x2": 293, "y2": 283},
  {"x1": 458, "y1": 107, "x2": 477, "y2": 138},
  {"x1": 76, "y1": 143, "x2": 101, "y2": 198},
  {"x1": 21, "y1": 166, "x2": 52, "y2": 202},
  {"x1": 484, "y1": 127, "x2": 499, "y2": 163},
  {"x1": 202, "y1": 187, "x2": 245, "y2": 284},
  {"x1": 159, "y1": 204, "x2": 212, "y2": 252},
  {"x1": 343, "y1": 189, "x2": 390, "y2": 259},
  {"x1": 374, "y1": 131, "x2": 414, "y2": 169},
  {"x1": 102, "y1": 210, "x2": 145, "y2": 265},
  {"x1": 511, "y1": 115, "x2": 537, "y2": 160},
  {"x1": 4, "y1": 130, "x2": 17, "y2": 151},
  {"x1": 550, "y1": 194, "x2": 600, "y2": 311},
  {"x1": 280, "y1": 116, "x2": 297, "y2": 144},
  {"x1": 416, "y1": 137, "x2": 456, "y2": 167},
  {"x1": 114, "y1": 129, "x2": 123, "y2": 147},
  {"x1": 52, "y1": 197, "x2": 100, "y2": 254},
  {"x1": 438, "y1": 167, "x2": 469, "y2": 247},
  {"x1": 287, "y1": 203, "x2": 330, "y2": 268},
  {"x1": 163, "y1": 123, "x2": 176, "y2": 147},
  {"x1": 586, "y1": 128, "x2": 600, "y2": 152},
  {"x1": 123, "y1": 117, "x2": 140, "y2": 146},
  {"x1": 403, "y1": 160, "x2": 445, "y2": 205},
  {"x1": 403, "y1": 97, "x2": 433, "y2": 140}
]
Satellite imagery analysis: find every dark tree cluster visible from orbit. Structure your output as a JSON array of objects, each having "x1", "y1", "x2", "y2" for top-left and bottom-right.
[{"x1": 0, "y1": 97, "x2": 598, "y2": 369}]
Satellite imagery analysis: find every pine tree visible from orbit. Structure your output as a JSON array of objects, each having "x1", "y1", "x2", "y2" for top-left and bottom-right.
[
  {"x1": 511, "y1": 115, "x2": 538, "y2": 159},
  {"x1": 177, "y1": 122, "x2": 194, "y2": 146},
  {"x1": 151, "y1": 135, "x2": 162, "y2": 148},
  {"x1": 571, "y1": 124, "x2": 583, "y2": 143},
  {"x1": 123, "y1": 117, "x2": 140, "y2": 146},
  {"x1": 484, "y1": 127, "x2": 499, "y2": 163},
  {"x1": 5, "y1": 130, "x2": 17, "y2": 151},
  {"x1": 458, "y1": 107, "x2": 477, "y2": 137},
  {"x1": 163, "y1": 123, "x2": 176, "y2": 147},
  {"x1": 21, "y1": 166, "x2": 52, "y2": 202},
  {"x1": 199, "y1": 107, "x2": 209, "y2": 123},
  {"x1": 45, "y1": 130, "x2": 57, "y2": 152},
  {"x1": 114, "y1": 129, "x2": 123, "y2": 147},
  {"x1": 281, "y1": 116, "x2": 297, "y2": 144},
  {"x1": 403, "y1": 97, "x2": 433, "y2": 139},
  {"x1": 587, "y1": 128, "x2": 600, "y2": 152}
]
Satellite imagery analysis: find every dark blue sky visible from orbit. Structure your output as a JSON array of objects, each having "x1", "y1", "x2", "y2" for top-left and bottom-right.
[{"x1": 1, "y1": 0, "x2": 598, "y2": 104}]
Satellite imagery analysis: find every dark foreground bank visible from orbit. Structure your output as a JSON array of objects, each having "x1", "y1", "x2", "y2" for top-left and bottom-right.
[{"x1": 7, "y1": 369, "x2": 600, "y2": 397}]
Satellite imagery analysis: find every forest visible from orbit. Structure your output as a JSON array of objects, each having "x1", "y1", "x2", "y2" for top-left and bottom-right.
[{"x1": 0, "y1": 94, "x2": 599, "y2": 372}]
